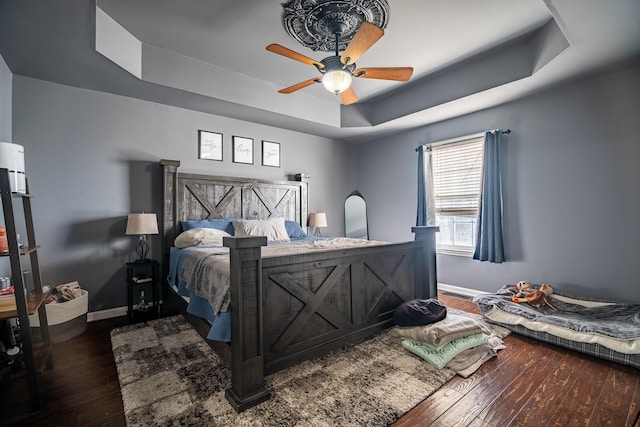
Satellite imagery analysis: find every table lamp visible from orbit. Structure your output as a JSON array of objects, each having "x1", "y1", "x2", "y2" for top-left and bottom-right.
[
  {"x1": 126, "y1": 213, "x2": 159, "y2": 262},
  {"x1": 308, "y1": 212, "x2": 327, "y2": 237}
]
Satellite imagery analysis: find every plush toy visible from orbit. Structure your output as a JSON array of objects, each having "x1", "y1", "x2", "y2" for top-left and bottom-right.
[
  {"x1": 512, "y1": 283, "x2": 558, "y2": 310},
  {"x1": 515, "y1": 280, "x2": 532, "y2": 296}
]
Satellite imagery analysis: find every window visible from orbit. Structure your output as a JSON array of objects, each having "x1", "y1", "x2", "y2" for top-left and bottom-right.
[{"x1": 430, "y1": 135, "x2": 484, "y2": 256}]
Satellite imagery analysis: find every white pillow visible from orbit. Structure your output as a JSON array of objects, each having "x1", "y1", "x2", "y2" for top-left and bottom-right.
[
  {"x1": 233, "y1": 218, "x2": 290, "y2": 242},
  {"x1": 174, "y1": 228, "x2": 231, "y2": 248}
]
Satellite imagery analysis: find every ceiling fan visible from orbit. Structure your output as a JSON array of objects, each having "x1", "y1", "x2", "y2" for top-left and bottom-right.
[{"x1": 266, "y1": 21, "x2": 413, "y2": 105}]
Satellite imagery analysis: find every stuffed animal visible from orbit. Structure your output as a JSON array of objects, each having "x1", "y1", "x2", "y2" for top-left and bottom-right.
[
  {"x1": 515, "y1": 280, "x2": 532, "y2": 296},
  {"x1": 512, "y1": 283, "x2": 558, "y2": 310}
]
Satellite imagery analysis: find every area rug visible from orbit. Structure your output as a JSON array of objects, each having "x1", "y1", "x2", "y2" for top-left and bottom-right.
[{"x1": 111, "y1": 309, "x2": 508, "y2": 426}]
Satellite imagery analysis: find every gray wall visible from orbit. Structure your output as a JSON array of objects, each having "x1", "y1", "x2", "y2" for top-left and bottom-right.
[
  {"x1": 0, "y1": 53, "x2": 11, "y2": 141},
  {"x1": 11, "y1": 76, "x2": 357, "y2": 312},
  {"x1": 357, "y1": 64, "x2": 640, "y2": 303}
]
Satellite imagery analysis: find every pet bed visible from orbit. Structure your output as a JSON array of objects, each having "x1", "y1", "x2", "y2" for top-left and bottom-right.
[{"x1": 473, "y1": 285, "x2": 640, "y2": 368}]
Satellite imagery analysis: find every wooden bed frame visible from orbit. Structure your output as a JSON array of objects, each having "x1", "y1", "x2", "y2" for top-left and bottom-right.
[{"x1": 160, "y1": 159, "x2": 439, "y2": 412}]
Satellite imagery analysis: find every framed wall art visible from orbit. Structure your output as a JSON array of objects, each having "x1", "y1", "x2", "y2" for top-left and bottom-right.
[
  {"x1": 198, "y1": 130, "x2": 223, "y2": 161},
  {"x1": 262, "y1": 140, "x2": 280, "y2": 168},
  {"x1": 232, "y1": 136, "x2": 254, "y2": 164}
]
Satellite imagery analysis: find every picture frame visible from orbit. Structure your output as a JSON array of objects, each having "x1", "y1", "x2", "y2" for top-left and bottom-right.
[
  {"x1": 262, "y1": 140, "x2": 281, "y2": 168},
  {"x1": 198, "y1": 130, "x2": 223, "y2": 161},
  {"x1": 232, "y1": 136, "x2": 254, "y2": 164}
]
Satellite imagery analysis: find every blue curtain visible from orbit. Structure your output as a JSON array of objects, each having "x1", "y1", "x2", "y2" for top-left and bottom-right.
[
  {"x1": 473, "y1": 130, "x2": 505, "y2": 263},
  {"x1": 416, "y1": 147, "x2": 436, "y2": 226}
]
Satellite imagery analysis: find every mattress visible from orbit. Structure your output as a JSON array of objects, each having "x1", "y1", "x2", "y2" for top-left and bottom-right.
[{"x1": 473, "y1": 285, "x2": 640, "y2": 369}]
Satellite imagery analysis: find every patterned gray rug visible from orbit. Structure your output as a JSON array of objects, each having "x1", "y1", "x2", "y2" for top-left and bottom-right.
[{"x1": 111, "y1": 310, "x2": 500, "y2": 426}]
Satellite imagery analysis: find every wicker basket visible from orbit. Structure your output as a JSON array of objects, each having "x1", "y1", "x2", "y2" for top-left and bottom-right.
[{"x1": 29, "y1": 288, "x2": 88, "y2": 344}]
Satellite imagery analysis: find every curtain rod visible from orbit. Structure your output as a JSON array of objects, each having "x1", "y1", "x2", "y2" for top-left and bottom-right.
[{"x1": 415, "y1": 129, "x2": 511, "y2": 152}]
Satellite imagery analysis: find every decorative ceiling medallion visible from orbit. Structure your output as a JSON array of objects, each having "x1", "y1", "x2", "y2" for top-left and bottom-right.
[{"x1": 282, "y1": 0, "x2": 390, "y2": 52}]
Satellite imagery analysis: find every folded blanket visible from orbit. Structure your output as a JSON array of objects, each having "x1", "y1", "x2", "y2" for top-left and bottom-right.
[
  {"x1": 402, "y1": 333, "x2": 489, "y2": 369},
  {"x1": 390, "y1": 314, "x2": 491, "y2": 349},
  {"x1": 446, "y1": 335, "x2": 506, "y2": 378}
]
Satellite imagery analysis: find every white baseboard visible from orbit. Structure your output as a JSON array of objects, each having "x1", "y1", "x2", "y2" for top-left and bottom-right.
[
  {"x1": 87, "y1": 306, "x2": 127, "y2": 322},
  {"x1": 438, "y1": 283, "x2": 486, "y2": 298},
  {"x1": 86, "y1": 301, "x2": 162, "y2": 322}
]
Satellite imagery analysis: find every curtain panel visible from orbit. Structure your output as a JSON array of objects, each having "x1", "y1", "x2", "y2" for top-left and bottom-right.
[
  {"x1": 473, "y1": 130, "x2": 505, "y2": 263},
  {"x1": 416, "y1": 147, "x2": 436, "y2": 226}
]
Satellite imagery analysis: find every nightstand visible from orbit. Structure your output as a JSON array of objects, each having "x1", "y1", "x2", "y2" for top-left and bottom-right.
[{"x1": 126, "y1": 260, "x2": 159, "y2": 322}]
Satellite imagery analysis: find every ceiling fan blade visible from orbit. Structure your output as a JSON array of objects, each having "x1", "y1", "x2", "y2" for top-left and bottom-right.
[
  {"x1": 278, "y1": 78, "x2": 321, "y2": 94},
  {"x1": 266, "y1": 44, "x2": 324, "y2": 68},
  {"x1": 340, "y1": 86, "x2": 359, "y2": 105},
  {"x1": 354, "y1": 67, "x2": 414, "y2": 81},
  {"x1": 340, "y1": 22, "x2": 384, "y2": 65}
]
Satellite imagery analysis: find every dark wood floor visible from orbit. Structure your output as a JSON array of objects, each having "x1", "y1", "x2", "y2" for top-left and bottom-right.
[{"x1": 1, "y1": 293, "x2": 639, "y2": 427}]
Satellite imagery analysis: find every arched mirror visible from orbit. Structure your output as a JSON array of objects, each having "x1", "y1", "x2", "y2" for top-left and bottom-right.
[{"x1": 344, "y1": 191, "x2": 368, "y2": 239}]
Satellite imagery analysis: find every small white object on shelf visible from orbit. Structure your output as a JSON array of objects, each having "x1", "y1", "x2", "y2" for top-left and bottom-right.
[{"x1": 0, "y1": 142, "x2": 26, "y2": 194}]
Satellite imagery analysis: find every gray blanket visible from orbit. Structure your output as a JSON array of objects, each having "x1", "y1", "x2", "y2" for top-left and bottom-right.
[
  {"x1": 473, "y1": 285, "x2": 640, "y2": 340},
  {"x1": 180, "y1": 248, "x2": 231, "y2": 315}
]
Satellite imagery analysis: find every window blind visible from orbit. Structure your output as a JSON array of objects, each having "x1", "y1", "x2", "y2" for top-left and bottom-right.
[{"x1": 431, "y1": 136, "x2": 484, "y2": 217}]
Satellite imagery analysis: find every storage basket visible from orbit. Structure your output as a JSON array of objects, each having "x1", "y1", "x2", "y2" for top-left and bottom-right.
[{"x1": 30, "y1": 287, "x2": 88, "y2": 344}]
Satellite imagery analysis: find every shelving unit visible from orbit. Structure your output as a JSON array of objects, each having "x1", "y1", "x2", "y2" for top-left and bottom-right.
[
  {"x1": 0, "y1": 168, "x2": 52, "y2": 411},
  {"x1": 126, "y1": 260, "x2": 160, "y2": 323}
]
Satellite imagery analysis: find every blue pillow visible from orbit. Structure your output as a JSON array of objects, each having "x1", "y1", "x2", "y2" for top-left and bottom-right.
[
  {"x1": 285, "y1": 220, "x2": 306, "y2": 238},
  {"x1": 180, "y1": 219, "x2": 234, "y2": 235}
]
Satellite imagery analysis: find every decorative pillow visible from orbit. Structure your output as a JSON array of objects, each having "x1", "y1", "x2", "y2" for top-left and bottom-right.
[
  {"x1": 393, "y1": 298, "x2": 447, "y2": 327},
  {"x1": 174, "y1": 228, "x2": 231, "y2": 248},
  {"x1": 180, "y1": 219, "x2": 234, "y2": 235},
  {"x1": 285, "y1": 220, "x2": 306, "y2": 238},
  {"x1": 390, "y1": 313, "x2": 490, "y2": 348},
  {"x1": 232, "y1": 218, "x2": 290, "y2": 242},
  {"x1": 401, "y1": 333, "x2": 489, "y2": 369}
]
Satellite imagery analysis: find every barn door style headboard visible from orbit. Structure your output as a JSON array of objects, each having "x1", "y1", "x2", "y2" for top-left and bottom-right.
[{"x1": 160, "y1": 159, "x2": 310, "y2": 256}]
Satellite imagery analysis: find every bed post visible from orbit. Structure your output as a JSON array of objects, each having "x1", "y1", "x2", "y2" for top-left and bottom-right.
[
  {"x1": 412, "y1": 226, "x2": 439, "y2": 299},
  {"x1": 160, "y1": 159, "x2": 180, "y2": 279},
  {"x1": 223, "y1": 235, "x2": 270, "y2": 412}
]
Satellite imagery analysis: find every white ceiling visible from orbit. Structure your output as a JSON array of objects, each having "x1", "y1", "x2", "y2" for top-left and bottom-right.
[{"x1": 1, "y1": 0, "x2": 639, "y2": 143}]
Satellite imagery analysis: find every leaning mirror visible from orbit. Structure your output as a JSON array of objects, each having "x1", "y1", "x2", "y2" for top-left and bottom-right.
[{"x1": 344, "y1": 191, "x2": 368, "y2": 239}]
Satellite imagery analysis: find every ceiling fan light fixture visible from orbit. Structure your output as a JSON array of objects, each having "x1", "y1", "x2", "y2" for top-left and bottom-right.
[{"x1": 322, "y1": 69, "x2": 352, "y2": 94}]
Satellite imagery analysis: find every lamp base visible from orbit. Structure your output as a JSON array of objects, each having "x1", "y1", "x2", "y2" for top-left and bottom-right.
[
  {"x1": 314, "y1": 228, "x2": 322, "y2": 237},
  {"x1": 136, "y1": 235, "x2": 150, "y2": 262}
]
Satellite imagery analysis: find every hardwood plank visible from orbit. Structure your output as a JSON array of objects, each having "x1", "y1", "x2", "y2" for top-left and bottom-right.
[
  {"x1": 428, "y1": 338, "x2": 552, "y2": 426},
  {"x1": 476, "y1": 346, "x2": 570, "y2": 426},
  {"x1": 589, "y1": 363, "x2": 640, "y2": 427},
  {"x1": 628, "y1": 378, "x2": 640, "y2": 427},
  {"x1": 547, "y1": 359, "x2": 612, "y2": 427},
  {"x1": 509, "y1": 348, "x2": 588, "y2": 426}
]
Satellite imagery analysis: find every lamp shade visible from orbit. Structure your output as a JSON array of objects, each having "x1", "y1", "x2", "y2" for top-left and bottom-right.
[
  {"x1": 125, "y1": 213, "x2": 159, "y2": 235},
  {"x1": 308, "y1": 212, "x2": 328, "y2": 228}
]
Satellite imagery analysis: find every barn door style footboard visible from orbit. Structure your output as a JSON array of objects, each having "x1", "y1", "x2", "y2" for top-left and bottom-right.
[{"x1": 223, "y1": 226, "x2": 438, "y2": 412}]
